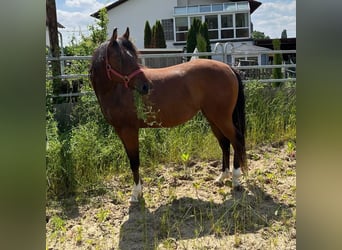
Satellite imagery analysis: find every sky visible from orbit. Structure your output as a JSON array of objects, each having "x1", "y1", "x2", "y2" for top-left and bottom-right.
[{"x1": 55, "y1": 0, "x2": 296, "y2": 47}]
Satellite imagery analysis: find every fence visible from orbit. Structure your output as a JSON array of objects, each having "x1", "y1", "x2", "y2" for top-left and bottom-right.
[{"x1": 46, "y1": 42, "x2": 296, "y2": 98}]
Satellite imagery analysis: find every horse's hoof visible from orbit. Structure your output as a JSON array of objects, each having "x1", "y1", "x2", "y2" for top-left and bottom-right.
[
  {"x1": 130, "y1": 180, "x2": 142, "y2": 203},
  {"x1": 215, "y1": 169, "x2": 231, "y2": 184}
]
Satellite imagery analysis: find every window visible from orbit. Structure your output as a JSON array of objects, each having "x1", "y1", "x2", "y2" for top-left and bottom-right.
[
  {"x1": 221, "y1": 14, "x2": 233, "y2": 28},
  {"x1": 173, "y1": 3, "x2": 251, "y2": 42},
  {"x1": 221, "y1": 30, "x2": 234, "y2": 39},
  {"x1": 205, "y1": 15, "x2": 218, "y2": 39},
  {"x1": 175, "y1": 17, "x2": 188, "y2": 41},
  {"x1": 221, "y1": 14, "x2": 234, "y2": 39},
  {"x1": 236, "y1": 13, "x2": 248, "y2": 27},
  {"x1": 162, "y1": 19, "x2": 174, "y2": 41},
  {"x1": 236, "y1": 28, "x2": 249, "y2": 38},
  {"x1": 235, "y1": 13, "x2": 249, "y2": 38}
]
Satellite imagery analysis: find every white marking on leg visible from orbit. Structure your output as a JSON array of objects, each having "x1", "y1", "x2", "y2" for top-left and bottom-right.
[
  {"x1": 130, "y1": 179, "x2": 142, "y2": 203},
  {"x1": 215, "y1": 168, "x2": 231, "y2": 183},
  {"x1": 232, "y1": 168, "x2": 241, "y2": 187}
]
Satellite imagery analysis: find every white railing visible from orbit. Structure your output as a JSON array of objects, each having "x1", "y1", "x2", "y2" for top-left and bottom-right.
[{"x1": 46, "y1": 44, "x2": 296, "y2": 97}]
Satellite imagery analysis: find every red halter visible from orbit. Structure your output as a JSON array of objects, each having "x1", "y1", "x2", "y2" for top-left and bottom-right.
[{"x1": 105, "y1": 44, "x2": 143, "y2": 88}]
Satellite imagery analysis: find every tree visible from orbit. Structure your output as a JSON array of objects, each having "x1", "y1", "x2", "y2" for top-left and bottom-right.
[
  {"x1": 144, "y1": 21, "x2": 152, "y2": 48},
  {"x1": 46, "y1": 0, "x2": 62, "y2": 96},
  {"x1": 186, "y1": 19, "x2": 211, "y2": 60},
  {"x1": 281, "y1": 29, "x2": 287, "y2": 39},
  {"x1": 199, "y1": 22, "x2": 211, "y2": 57},
  {"x1": 272, "y1": 39, "x2": 283, "y2": 87},
  {"x1": 186, "y1": 18, "x2": 201, "y2": 54},
  {"x1": 252, "y1": 30, "x2": 270, "y2": 40},
  {"x1": 151, "y1": 20, "x2": 166, "y2": 48},
  {"x1": 88, "y1": 8, "x2": 108, "y2": 47},
  {"x1": 196, "y1": 34, "x2": 207, "y2": 59}
]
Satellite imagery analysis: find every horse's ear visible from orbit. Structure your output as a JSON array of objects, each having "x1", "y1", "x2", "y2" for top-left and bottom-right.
[
  {"x1": 110, "y1": 28, "x2": 118, "y2": 43},
  {"x1": 123, "y1": 27, "x2": 130, "y2": 40}
]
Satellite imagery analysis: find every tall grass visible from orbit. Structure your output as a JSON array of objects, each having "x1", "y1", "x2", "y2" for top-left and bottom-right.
[
  {"x1": 46, "y1": 81, "x2": 296, "y2": 198},
  {"x1": 245, "y1": 81, "x2": 296, "y2": 145}
]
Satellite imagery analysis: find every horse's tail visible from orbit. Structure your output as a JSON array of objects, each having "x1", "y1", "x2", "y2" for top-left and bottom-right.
[{"x1": 232, "y1": 68, "x2": 247, "y2": 173}]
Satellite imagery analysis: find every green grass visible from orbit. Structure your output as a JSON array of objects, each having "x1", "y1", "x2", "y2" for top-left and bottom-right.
[{"x1": 46, "y1": 81, "x2": 296, "y2": 199}]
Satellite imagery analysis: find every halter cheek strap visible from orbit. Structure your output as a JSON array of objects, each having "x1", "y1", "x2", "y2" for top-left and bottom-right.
[{"x1": 105, "y1": 45, "x2": 143, "y2": 88}]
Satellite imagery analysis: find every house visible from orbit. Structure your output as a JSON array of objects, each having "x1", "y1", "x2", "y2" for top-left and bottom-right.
[
  {"x1": 255, "y1": 37, "x2": 296, "y2": 64},
  {"x1": 91, "y1": 0, "x2": 262, "y2": 52}
]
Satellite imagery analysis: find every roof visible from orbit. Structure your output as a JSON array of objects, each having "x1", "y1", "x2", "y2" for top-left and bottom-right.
[
  {"x1": 91, "y1": 0, "x2": 128, "y2": 18},
  {"x1": 46, "y1": 19, "x2": 65, "y2": 28},
  {"x1": 254, "y1": 38, "x2": 297, "y2": 51},
  {"x1": 91, "y1": 0, "x2": 262, "y2": 18},
  {"x1": 232, "y1": 43, "x2": 272, "y2": 53}
]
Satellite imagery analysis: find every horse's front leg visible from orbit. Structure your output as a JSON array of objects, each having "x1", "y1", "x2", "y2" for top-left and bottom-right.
[{"x1": 116, "y1": 127, "x2": 142, "y2": 202}]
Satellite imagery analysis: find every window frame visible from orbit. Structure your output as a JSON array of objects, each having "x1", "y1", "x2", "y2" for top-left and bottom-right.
[{"x1": 173, "y1": 8, "x2": 250, "y2": 42}]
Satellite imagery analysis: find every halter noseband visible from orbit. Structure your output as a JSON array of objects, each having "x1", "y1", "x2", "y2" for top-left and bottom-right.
[{"x1": 105, "y1": 44, "x2": 143, "y2": 88}]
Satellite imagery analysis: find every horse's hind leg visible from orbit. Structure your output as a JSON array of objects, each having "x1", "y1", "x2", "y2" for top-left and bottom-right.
[
  {"x1": 116, "y1": 127, "x2": 142, "y2": 202},
  {"x1": 222, "y1": 122, "x2": 243, "y2": 188},
  {"x1": 209, "y1": 123, "x2": 231, "y2": 183},
  {"x1": 208, "y1": 119, "x2": 243, "y2": 189}
]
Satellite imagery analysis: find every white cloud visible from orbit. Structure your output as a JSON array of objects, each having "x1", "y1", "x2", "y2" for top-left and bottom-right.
[
  {"x1": 56, "y1": 1, "x2": 106, "y2": 45},
  {"x1": 65, "y1": 0, "x2": 103, "y2": 9},
  {"x1": 57, "y1": 10, "x2": 94, "y2": 45},
  {"x1": 251, "y1": 0, "x2": 296, "y2": 38}
]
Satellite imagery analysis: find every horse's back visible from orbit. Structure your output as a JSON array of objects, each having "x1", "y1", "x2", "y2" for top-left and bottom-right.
[{"x1": 140, "y1": 59, "x2": 239, "y2": 127}]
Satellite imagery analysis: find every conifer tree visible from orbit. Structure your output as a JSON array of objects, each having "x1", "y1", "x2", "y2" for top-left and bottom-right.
[
  {"x1": 272, "y1": 39, "x2": 283, "y2": 87},
  {"x1": 144, "y1": 21, "x2": 152, "y2": 48},
  {"x1": 186, "y1": 19, "x2": 211, "y2": 60},
  {"x1": 151, "y1": 20, "x2": 166, "y2": 48}
]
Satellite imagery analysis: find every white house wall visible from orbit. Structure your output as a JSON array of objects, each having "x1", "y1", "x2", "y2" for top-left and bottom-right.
[{"x1": 106, "y1": 0, "x2": 177, "y2": 49}]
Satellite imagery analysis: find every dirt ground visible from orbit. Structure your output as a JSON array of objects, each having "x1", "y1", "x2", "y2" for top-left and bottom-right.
[{"x1": 46, "y1": 142, "x2": 296, "y2": 249}]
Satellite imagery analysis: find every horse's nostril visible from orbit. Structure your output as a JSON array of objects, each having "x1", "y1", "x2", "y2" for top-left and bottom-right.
[{"x1": 142, "y1": 83, "x2": 149, "y2": 94}]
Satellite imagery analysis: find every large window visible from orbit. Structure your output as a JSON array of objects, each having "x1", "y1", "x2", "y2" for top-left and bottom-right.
[
  {"x1": 205, "y1": 15, "x2": 218, "y2": 39},
  {"x1": 162, "y1": 19, "x2": 174, "y2": 41},
  {"x1": 175, "y1": 17, "x2": 188, "y2": 41},
  {"x1": 235, "y1": 13, "x2": 249, "y2": 38},
  {"x1": 221, "y1": 14, "x2": 234, "y2": 39},
  {"x1": 173, "y1": 2, "x2": 251, "y2": 42}
]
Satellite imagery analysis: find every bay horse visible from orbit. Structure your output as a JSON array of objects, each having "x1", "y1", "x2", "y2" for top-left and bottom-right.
[{"x1": 90, "y1": 27, "x2": 246, "y2": 202}]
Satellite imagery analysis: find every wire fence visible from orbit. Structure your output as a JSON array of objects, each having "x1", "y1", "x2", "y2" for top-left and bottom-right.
[{"x1": 46, "y1": 43, "x2": 296, "y2": 98}]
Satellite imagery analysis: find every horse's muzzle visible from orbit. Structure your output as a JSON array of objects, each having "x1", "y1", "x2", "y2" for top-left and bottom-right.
[{"x1": 136, "y1": 82, "x2": 150, "y2": 95}]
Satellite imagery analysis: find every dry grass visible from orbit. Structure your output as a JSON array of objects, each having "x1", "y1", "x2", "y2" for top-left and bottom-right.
[{"x1": 46, "y1": 142, "x2": 296, "y2": 249}]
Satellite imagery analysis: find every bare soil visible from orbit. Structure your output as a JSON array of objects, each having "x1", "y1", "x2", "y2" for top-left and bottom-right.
[{"x1": 46, "y1": 143, "x2": 296, "y2": 249}]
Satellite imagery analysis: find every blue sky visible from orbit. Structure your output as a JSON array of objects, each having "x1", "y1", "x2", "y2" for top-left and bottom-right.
[{"x1": 55, "y1": 0, "x2": 296, "y2": 46}]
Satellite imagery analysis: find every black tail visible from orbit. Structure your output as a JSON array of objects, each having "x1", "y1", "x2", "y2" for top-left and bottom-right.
[{"x1": 232, "y1": 68, "x2": 247, "y2": 173}]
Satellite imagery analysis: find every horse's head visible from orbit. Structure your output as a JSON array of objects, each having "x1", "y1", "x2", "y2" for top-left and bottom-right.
[{"x1": 105, "y1": 27, "x2": 150, "y2": 95}]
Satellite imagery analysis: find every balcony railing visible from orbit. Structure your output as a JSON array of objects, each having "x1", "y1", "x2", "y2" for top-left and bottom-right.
[{"x1": 174, "y1": 2, "x2": 249, "y2": 16}]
